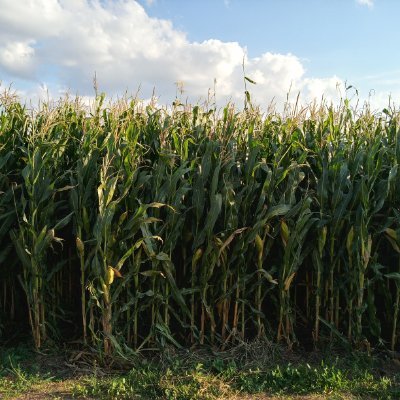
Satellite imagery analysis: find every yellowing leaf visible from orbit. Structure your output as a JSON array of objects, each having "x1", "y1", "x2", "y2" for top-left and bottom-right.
[
  {"x1": 385, "y1": 228, "x2": 398, "y2": 242},
  {"x1": 192, "y1": 248, "x2": 203, "y2": 270},
  {"x1": 284, "y1": 272, "x2": 296, "y2": 291},
  {"x1": 281, "y1": 220, "x2": 290, "y2": 247},
  {"x1": 346, "y1": 227, "x2": 354, "y2": 255},
  {"x1": 76, "y1": 237, "x2": 84, "y2": 256},
  {"x1": 255, "y1": 234, "x2": 264, "y2": 259}
]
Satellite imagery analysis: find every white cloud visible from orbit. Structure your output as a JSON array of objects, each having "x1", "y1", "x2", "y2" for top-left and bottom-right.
[
  {"x1": 356, "y1": 0, "x2": 374, "y2": 9},
  {"x1": 0, "y1": 0, "x2": 344, "y2": 109},
  {"x1": 0, "y1": 41, "x2": 36, "y2": 78}
]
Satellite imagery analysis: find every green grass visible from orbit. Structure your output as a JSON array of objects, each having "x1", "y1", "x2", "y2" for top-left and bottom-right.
[
  {"x1": 0, "y1": 345, "x2": 49, "y2": 399},
  {"x1": 232, "y1": 363, "x2": 395, "y2": 397},
  {"x1": 2, "y1": 344, "x2": 398, "y2": 400},
  {"x1": 0, "y1": 344, "x2": 73, "y2": 399},
  {"x1": 72, "y1": 358, "x2": 400, "y2": 400}
]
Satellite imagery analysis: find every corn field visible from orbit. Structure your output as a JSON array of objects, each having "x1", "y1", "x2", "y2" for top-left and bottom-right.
[{"x1": 1, "y1": 91, "x2": 400, "y2": 355}]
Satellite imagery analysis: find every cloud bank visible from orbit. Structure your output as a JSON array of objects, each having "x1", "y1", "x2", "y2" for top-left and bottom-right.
[{"x1": 0, "y1": 0, "x2": 344, "y2": 107}]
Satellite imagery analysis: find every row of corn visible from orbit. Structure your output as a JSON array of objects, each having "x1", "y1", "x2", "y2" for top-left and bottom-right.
[{"x1": 1, "y1": 92, "x2": 400, "y2": 355}]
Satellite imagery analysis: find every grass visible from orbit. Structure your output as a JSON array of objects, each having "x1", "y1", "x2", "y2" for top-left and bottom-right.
[
  {"x1": 1, "y1": 343, "x2": 399, "y2": 399},
  {"x1": 71, "y1": 360, "x2": 400, "y2": 400},
  {"x1": 0, "y1": 345, "x2": 55, "y2": 399}
]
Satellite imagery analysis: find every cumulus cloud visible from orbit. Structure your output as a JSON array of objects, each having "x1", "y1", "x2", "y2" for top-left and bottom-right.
[
  {"x1": 0, "y1": 0, "x2": 344, "y2": 108},
  {"x1": 0, "y1": 41, "x2": 36, "y2": 78},
  {"x1": 356, "y1": 0, "x2": 374, "y2": 9}
]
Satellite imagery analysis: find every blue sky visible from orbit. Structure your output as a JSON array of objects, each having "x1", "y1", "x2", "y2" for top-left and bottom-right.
[
  {"x1": 1, "y1": 0, "x2": 399, "y2": 109},
  {"x1": 140, "y1": 0, "x2": 399, "y2": 94}
]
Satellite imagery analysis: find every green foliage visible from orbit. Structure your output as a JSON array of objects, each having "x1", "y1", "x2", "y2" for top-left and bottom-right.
[
  {"x1": 0, "y1": 346, "x2": 50, "y2": 400},
  {"x1": 73, "y1": 366, "x2": 163, "y2": 400},
  {"x1": 2, "y1": 90, "x2": 400, "y2": 355},
  {"x1": 72, "y1": 356, "x2": 400, "y2": 400},
  {"x1": 1, "y1": 344, "x2": 399, "y2": 399}
]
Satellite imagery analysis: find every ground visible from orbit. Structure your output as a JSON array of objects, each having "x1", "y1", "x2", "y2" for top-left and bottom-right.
[
  {"x1": 1, "y1": 383, "x2": 369, "y2": 400},
  {"x1": 1, "y1": 342, "x2": 399, "y2": 399}
]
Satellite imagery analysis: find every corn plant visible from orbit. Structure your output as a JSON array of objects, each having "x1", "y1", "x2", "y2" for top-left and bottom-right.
[{"x1": 1, "y1": 90, "x2": 400, "y2": 355}]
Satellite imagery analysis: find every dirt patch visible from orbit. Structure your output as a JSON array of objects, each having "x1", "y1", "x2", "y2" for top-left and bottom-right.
[
  {"x1": 7, "y1": 379, "x2": 93, "y2": 400},
  {"x1": 8, "y1": 386, "x2": 356, "y2": 400},
  {"x1": 232, "y1": 395, "x2": 357, "y2": 400}
]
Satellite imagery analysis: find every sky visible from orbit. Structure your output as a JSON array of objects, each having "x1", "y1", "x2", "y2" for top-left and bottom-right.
[{"x1": 0, "y1": 0, "x2": 399, "y2": 110}]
